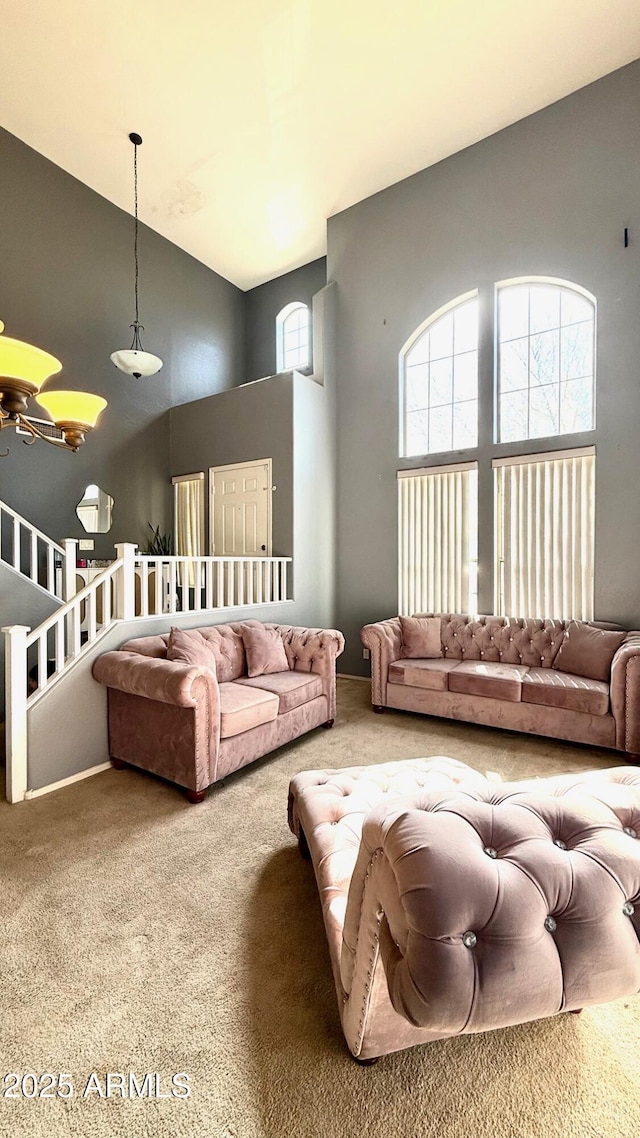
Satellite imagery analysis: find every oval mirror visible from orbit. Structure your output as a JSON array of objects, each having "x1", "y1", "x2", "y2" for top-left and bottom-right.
[{"x1": 76, "y1": 483, "x2": 114, "y2": 533}]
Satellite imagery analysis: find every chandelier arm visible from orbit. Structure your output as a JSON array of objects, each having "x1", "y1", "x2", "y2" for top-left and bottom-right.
[{"x1": 13, "y1": 412, "x2": 78, "y2": 451}]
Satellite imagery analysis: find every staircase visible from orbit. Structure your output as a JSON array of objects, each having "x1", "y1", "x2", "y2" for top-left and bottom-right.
[{"x1": 0, "y1": 498, "x2": 68, "y2": 600}]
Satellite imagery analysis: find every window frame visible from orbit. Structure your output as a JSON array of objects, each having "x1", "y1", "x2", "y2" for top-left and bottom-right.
[
  {"x1": 399, "y1": 289, "x2": 479, "y2": 460},
  {"x1": 494, "y1": 276, "x2": 596, "y2": 445},
  {"x1": 276, "y1": 301, "x2": 310, "y2": 373}
]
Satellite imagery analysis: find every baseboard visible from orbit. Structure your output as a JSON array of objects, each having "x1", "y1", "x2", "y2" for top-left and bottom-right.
[
  {"x1": 337, "y1": 673, "x2": 370, "y2": 682},
  {"x1": 24, "y1": 761, "x2": 111, "y2": 800}
]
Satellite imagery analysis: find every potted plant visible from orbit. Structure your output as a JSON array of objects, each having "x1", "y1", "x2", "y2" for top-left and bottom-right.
[{"x1": 145, "y1": 523, "x2": 173, "y2": 555}]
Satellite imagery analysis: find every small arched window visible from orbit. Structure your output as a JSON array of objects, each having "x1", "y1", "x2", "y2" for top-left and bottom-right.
[
  {"x1": 276, "y1": 302, "x2": 310, "y2": 372},
  {"x1": 400, "y1": 292, "x2": 478, "y2": 457},
  {"x1": 497, "y1": 278, "x2": 595, "y2": 442}
]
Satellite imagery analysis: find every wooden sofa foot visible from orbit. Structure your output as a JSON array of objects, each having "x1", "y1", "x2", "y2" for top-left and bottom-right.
[
  {"x1": 322, "y1": 719, "x2": 335, "y2": 729},
  {"x1": 373, "y1": 705, "x2": 385, "y2": 714},
  {"x1": 354, "y1": 1055, "x2": 379, "y2": 1066},
  {"x1": 186, "y1": 788, "x2": 207, "y2": 804},
  {"x1": 569, "y1": 1008, "x2": 583, "y2": 1015},
  {"x1": 111, "y1": 757, "x2": 127, "y2": 770},
  {"x1": 624, "y1": 752, "x2": 640, "y2": 765},
  {"x1": 298, "y1": 829, "x2": 312, "y2": 860}
]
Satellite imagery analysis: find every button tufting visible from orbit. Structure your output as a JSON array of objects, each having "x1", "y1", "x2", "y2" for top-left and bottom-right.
[
  {"x1": 623, "y1": 826, "x2": 637, "y2": 838},
  {"x1": 544, "y1": 915, "x2": 557, "y2": 933},
  {"x1": 484, "y1": 846, "x2": 498, "y2": 859},
  {"x1": 553, "y1": 839, "x2": 567, "y2": 850},
  {"x1": 623, "y1": 901, "x2": 635, "y2": 917},
  {"x1": 462, "y1": 931, "x2": 477, "y2": 948}
]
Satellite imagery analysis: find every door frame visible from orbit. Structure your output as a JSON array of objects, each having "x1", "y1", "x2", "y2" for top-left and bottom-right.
[{"x1": 208, "y1": 458, "x2": 273, "y2": 556}]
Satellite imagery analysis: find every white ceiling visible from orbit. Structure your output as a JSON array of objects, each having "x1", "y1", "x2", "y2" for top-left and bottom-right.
[{"x1": 2, "y1": 1, "x2": 639, "y2": 290}]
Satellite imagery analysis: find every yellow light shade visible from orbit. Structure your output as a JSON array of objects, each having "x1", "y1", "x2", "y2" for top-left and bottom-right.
[
  {"x1": 36, "y1": 390, "x2": 108, "y2": 430},
  {"x1": 0, "y1": 324, "x2": 62, "y2": 392}
]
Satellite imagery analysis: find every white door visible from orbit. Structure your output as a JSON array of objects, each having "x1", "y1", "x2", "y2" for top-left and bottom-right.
[{"x1": 210, "y1": 459, "x2": 272, "y2": 556}]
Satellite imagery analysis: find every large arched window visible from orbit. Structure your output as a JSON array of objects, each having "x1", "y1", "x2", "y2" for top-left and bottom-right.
[
  {"x1": 497, "y1": 278, "x2": 595, "y2": 442},
  {"x1": 276, "y1": 301, "x2": 310, "y2": 372},
  {"x1": 400, "y1": 292, "x2": 478, "y2": 457}
]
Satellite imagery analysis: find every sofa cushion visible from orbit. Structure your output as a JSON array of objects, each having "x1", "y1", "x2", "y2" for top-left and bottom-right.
[
  {"x1": 552, "y1": 622, "x2": 626, "y2": 682},
  {"x1": 235, "y1": 671, "x2": 323, "y2": 713},
  {"x1": 241, "y1": 621, "x2": 290, "y2": 677},
  {"x1": 522, "y1": 667, "x2": 610, "y2": 716},
  {"x1": 448, "y1": 661, "x2": 529, "y2": 702},
  {"x1": 218, "y1": 682, "x2": 279, "y2": 739},
  {"x1": 399, "y1": 616, "x2": 442, "y2": 659},
  {"x1": 388, "y1": 659, "x2": 460, "y2": 691},
  {"x1": 166, "y1": 626, "x2": 219, "y2": 673}
]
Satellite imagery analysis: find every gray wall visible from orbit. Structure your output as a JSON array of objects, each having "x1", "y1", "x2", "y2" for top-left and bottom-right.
[
  {"x1": 244, "y1": 258, "x2": 327, "y2": 382},
  {"x1": 0, "y1": 126, "x2": 245, "y2": 561},
  {"x1": 0, "y1": 562, "x2": 61, "y2": 719},
  {"x1": 329, "y1": 59, "x2": 640, "y2": 674},
  {"x1": 169, "y1": 373, "x2": 295, "y2": 559}
]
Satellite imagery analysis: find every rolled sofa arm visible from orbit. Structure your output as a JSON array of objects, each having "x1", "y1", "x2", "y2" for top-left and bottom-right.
[
  {"x1": 609, "y1": 631, "x2": 640, "y2": 754},
  {"x1": 360, "y1": 618, "x2": 402, "y2": 707},
  {"x1": 92, "y1": 651, "x2": 219, "y2": 710},
  {"x1": 279, "y1": 626, "x2": 345, "y2": 720},
  {"x1": 340, "y1": 782, "x2": 640, "y2": 1052}
]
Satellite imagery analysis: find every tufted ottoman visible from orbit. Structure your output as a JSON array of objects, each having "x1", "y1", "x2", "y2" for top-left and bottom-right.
[{"x1": 288, "y1": 757, "x2": 640, "y2": 1061}]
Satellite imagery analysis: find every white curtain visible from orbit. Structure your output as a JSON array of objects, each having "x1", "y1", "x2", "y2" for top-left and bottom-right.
[
  {"x1": 174, "y1": 477, "x2": 204, "y2": 588},
  {"x1": 398, "y1": 465, "x2": 477, "y2": 615},
  {"x1": 494, "y1": 450, "x2": 595, "y2": 620}
]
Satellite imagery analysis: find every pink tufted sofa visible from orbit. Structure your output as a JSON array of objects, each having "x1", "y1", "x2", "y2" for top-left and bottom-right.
[
  {"x1": 361, "y1": 614, "x2": 640, "y2": 758},
  {"x1": 288, "y1": 756, "x2": 640, "y2": 1061},
  {"x1": 93, "y1": 621, "x2": 344, "y2": 802}
]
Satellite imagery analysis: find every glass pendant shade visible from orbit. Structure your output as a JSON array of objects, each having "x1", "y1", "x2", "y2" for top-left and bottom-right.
[
  {"x1": 36, "y1": 390, "x2": 107, "y2": 429},
  {"x1": 110, "y1": 348, "x2": 163, "y2": 378},
  {"x1": 0, "y1": 324, "x2": 62, "y2": 392}
]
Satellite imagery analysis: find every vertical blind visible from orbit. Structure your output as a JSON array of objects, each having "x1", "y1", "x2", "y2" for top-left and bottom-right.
[
  {"x1": 173, "y1": 474, "x2": 205, "y2": 587},
  {"x1": 494, "y1": 448, "x2": 595, "y2": 620},
  {"x1": 398, "y1": 464, "x2": 478, "y2": 615}
]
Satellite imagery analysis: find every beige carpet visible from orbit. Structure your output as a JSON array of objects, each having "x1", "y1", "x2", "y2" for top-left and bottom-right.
[{"x1": 2, "y1": 678, "x2": 639, "y2": 1138}]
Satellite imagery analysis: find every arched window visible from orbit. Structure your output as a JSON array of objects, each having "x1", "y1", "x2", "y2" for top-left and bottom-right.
[
  {"x1": 400, "y1": 292, "x2": 478, "y2": 457},
  {"x1": 276, "y1": 302, "x2": 310, "y2": 372},
  {"x1": 497, "y1": 278, "x2": 595, "y2": 442}
]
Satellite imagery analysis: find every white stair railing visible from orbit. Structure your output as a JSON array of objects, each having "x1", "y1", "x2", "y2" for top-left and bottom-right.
[
  {"x1": 0, "y1": 498, "x2": 67, "y2": 598},
  {"x1": 133, "y1": 555, "x2": 291, "y2": 618},
  {"x1": 3, "y1": 557, "x2": 124, "y2": 804}
]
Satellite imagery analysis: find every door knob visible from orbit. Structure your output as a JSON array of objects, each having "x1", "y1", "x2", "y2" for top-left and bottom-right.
[{"x1": 261, "y1": 544, "x2": 266, "y2": 551}]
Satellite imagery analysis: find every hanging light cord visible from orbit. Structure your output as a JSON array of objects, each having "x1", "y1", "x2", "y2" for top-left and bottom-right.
[{"x1": 130, "y1": 134, "x2": 144, "y2": 351}]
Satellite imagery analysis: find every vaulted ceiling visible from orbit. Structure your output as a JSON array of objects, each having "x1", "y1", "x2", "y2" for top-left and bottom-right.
[{"x1": 2, "y1": 1, "x2": 639, "y2": 289}]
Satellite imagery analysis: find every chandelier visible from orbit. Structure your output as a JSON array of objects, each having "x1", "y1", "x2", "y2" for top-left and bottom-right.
[
  {"x1": 110, "y1": 133, "x2": 163, "y2": 379},
  {"x1": 0, "y1": 320, "x2": 107, "y2": 453}
]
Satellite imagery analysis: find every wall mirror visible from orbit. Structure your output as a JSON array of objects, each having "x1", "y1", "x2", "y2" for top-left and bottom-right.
[{"x1": 76, "y1": 483, "x2": 114, "y2": 533}]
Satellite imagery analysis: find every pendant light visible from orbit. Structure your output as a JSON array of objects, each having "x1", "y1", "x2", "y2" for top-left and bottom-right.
[{"x1": 111, "y1": 133, "x2": 163, "y2": 379}]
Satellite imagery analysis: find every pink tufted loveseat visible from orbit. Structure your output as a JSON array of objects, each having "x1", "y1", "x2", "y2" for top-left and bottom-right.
[
  {"x1": 93, "y1": 621, "x2": 344, "y2": 802},
  {"x1": 288, "y1": 756, "x2": 640, "y2": 1061},
  {"x1": 361, "y1": 614, "x2": 640, "y2": 758}
]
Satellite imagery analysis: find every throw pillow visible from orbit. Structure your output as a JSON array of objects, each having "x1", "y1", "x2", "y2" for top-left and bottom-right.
[
  {"x1": 166, "y1": 626, "x2": 219, "y2": 673},
  {"x1": 552, "y1": 622, "x2": 626, "y2": 682},
  {"x1": 399, "y1": 615, "x2": 443, "y2": 659},
  {"x1": 242, "y1": 622, "x2": 290, "y2": 677}
]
